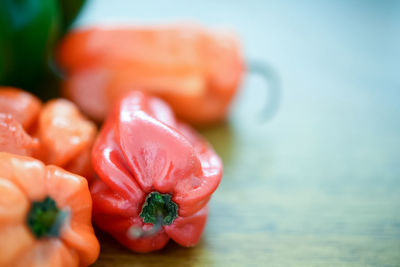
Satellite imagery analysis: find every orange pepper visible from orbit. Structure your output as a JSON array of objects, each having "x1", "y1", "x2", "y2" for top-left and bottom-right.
[
  {"x1": 0, "y1": 87, "x2": 42, "y2": 133},
  {"x1": 57, "y1": 24, "x2": 244, "y2": 126},
  {"x1": 0, "y1": 87, "x2": 97, "y2": 181},
  {"x1": 0, "y1": 152, "x2": 99, "y2": 266}
]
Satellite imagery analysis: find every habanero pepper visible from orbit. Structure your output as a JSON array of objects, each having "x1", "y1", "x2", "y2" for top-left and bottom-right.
[
  {"x1": 0, "y1": 87, "x2": 96, "y2": 181},
  {"x1": 0, "y1": 152, "x2": 99, "y2": 266},
  {"x1": 90, "y1": 91, "x2": 223, "y2": 252},
  {"x1": 57, "y1": 24, "x2": 244, "y2": 126}
]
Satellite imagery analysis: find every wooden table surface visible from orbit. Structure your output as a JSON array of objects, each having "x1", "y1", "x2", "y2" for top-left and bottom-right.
[{"x1": 75, "y1": 1, "x2": 400, "y2": 266}]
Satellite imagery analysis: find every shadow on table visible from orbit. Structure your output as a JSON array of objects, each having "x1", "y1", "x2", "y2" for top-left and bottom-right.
[{"x1": 93, "y1": 228, "x2": 213, "y2": 266}]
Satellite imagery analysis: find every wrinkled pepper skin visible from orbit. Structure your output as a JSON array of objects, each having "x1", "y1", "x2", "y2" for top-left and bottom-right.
[
  {"x1": 91, "y1": 91, "x2": 223, "y2": 252},
  {"x1": 0, "y1": 152, "x2": 99, "y2": 266},
  {"x1": 57, "y1": 24, "x2": 243, "y2": 126},
  {"x1": 0, "y1": 114, "x2": 39, "y2": 157},
  {"x1": 0, "y1": 0, "x2": 86, "y2": 94},
  {"x1": 0, "y1": 87, "x2": 42, "y2": 132},
  {"x1": 0, "y1": 87, "x2": 96, "y2": 181}
]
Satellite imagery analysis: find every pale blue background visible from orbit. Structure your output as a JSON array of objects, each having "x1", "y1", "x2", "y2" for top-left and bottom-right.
[{"x1": 76, "y1": 1, "x2": 400, "y2": 265}]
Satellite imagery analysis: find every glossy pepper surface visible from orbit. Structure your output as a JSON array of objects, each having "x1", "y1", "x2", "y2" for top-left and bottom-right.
[
  {"x1": 57, "y1": 24, "x2": 243, "y2": 126},
  {"x1": 0, "y1": 0, "x2": 85, "y2": 94},
  {"x1": 0, "y1": 87, "x2": 96, "y2": 181},
  {"x1": 0, "y1": 152, "x2": 99, "y2": 266},
  {"x1": 91, "y1": 91, "x2": 223, "y2": 252}
]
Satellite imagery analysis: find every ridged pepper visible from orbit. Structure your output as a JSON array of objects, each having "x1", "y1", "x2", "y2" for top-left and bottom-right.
[
  {"x1": 91, "y1": 91, "x2": 223, "y2": 252},
  {"x1": 0, "y1": 152, "x2": 99, "y2": 266},
  {"x1": 57, "y1": 24, "x2": 243, "y2": 126},
  {"x1": 0, "y1": 87, "x2": 96, "y2": 181}
]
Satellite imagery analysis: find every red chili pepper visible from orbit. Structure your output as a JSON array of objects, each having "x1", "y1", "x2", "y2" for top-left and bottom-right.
[
  {"x1": 57, "y1": 24, "x2": 243, "y2": 126},
  {"x1": 91, "y1": 91, "x2": 223, "y2": 252}
]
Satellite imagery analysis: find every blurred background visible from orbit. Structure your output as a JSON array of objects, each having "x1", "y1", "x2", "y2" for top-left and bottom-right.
[
  {"x1": 2, "y1": 0, "x2": 400, "y2": 265},
  {"x1": 74, "y1": 1, "x2": 400, "y2": 265}
]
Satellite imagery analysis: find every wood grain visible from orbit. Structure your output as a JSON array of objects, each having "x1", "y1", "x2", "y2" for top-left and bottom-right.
[{"x1": 79, "y1": 1, "x2": 400, "y2": 266}]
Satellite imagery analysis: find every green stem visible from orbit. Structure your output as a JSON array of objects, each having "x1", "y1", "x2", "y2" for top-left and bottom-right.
[
  {"x1": 129, "y1": 192, "x2": 178, "y2": 239},
  {"x1": 26, "y1": 196, "x2": 66, "y2": 238}
]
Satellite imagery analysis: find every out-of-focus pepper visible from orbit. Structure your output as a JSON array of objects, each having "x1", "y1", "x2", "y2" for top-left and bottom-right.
[
  {"x1": 0, "y1": 0, "x2": 86, "y2": 95},
  {"x1": 0, "y1": 152, "x2": 99, "y2": 266},
  {"x1": 91, "y1": 91, "x2": 223, "y2": 252},
  {"x1": 57, "y1": 24, "x2": 243, "y2": 126},
  {"x1": 0, "y1": 87, "x2": 96, "y2": 181}
]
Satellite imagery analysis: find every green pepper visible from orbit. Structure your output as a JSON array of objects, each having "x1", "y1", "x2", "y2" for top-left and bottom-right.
[{"x1": 0, "y1": 0, "x2": 85, "y2": 98}]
